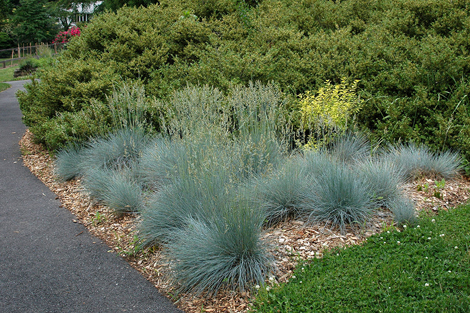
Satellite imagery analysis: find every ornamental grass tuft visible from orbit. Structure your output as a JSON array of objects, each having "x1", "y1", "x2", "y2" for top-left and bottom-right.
[
  {"x1": 301, "y1": 149, "x2": 336, "y2": 177},
  {"x1": 359, "y1": 157, "x2": 405, "y2": 207},
  {"x1": 389, "y1": 195, "x2": 417, "y2": 226},
  {"x1": 165, "y1": 201, "x2": 272, "y2": 296},
  {"x1": 386, "y1": 144, "x2": 462, "y2": 180},
  {"x1": 329, "y1": 132, "x2": 370, "y2": 164},
  {"x1": 81, "y1": 166, "x2": 115, "y2": 201},
  {"x1": 136, "y1": 137, "x2": 177, "y2": 190},
  {"x1": 253, "y1": 158, "x2": 309, "y2": 226},
  {"x1": 303, "y1": 162, "x2": 373, "y2": 234},
  {"x1": 139, "y1": 165, "x2": 233, "y2": 245},
  {"x1": 80, "y1": 127, "x2": 150, "y2": 172},
  {"x1": 101, "y1": 171, "x2": 143, "y2": 215},
  {"x1": 54, "y1": 144, "x2": 85, "y2": 181}
]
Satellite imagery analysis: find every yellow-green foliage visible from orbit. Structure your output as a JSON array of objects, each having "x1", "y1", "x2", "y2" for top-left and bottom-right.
[{"x1": 299, "y1": 79, "x2": 362, "y2": 149}]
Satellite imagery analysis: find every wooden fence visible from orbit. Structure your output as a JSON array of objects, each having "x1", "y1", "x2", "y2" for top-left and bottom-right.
[{"x1": 0, "y1": 42, "x2": 66, "y2": 69}]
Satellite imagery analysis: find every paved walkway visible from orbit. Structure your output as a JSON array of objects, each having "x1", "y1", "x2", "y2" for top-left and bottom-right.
[{"x1": 0, "y1": 81, "x2": 182, "y2": 313}]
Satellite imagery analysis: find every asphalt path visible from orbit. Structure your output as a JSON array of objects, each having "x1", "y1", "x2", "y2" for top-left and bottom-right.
[{"x1": 0, "y1": 81, "x2": 182, "y2": 313}]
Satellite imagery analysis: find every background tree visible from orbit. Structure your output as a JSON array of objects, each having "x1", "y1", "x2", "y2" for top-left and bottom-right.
[
  {"x1": 11, "y1": 0, "x2": 58, "y2": 44},
  {"x1": 49, "y1": 0, "x2": 99, "y2": 31},
  {"x1": 0, "y1": 0, "x2": 14, "y2": 54},
  {"x1": 96, "y1": 0, "x2": 159, "y2": 12}
]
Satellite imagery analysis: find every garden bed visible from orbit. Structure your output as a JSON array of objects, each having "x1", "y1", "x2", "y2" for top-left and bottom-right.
[{"x1": 19, "y1": 129, "x2": 470, "y2": 313}]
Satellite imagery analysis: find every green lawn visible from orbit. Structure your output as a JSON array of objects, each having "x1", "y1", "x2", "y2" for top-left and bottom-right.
[
  {"x1": 251, "y1": 205, "x2": 470, "y2": 312},
  {"x1": 0, "y1": 66, "x2": 18, "y2": 82},
  {"x1": 0, "y1": 58, "x2": 21, "y2": 67},
  {"x1": 0, "y1": 65, "x2": 30, "y2": 83},
  {"x1": 0, "y1": 82, "x2": 9, "y2": 92}
]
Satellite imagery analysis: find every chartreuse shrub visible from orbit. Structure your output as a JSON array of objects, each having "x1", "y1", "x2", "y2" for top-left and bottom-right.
[
  {"x1": 18, "y1": 0, "x2": 470, "y2": 160},
  {"x1": 251, "y1": 204, "x2": 470, "y2": 312},
  {"x1": 298, "y1": 79, "x2": 362, "y2": 149}
]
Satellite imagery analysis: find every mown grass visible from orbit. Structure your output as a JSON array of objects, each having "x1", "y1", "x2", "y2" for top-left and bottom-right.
[
  {"x1": 0, "y1": 65, "x2": 30, "y2": 82},
  {"x1": 0, "y1": 82, "x2": 9, "y2": 92},
  {"x1": 251, "y1": 204, "x2": 470, "y2": 313},
  {"x1": 0, "y1": 66, "x2": 17, "y2": 82}
]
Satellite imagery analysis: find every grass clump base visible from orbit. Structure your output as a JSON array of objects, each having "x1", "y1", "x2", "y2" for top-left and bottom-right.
[
  {"x1": 0, "y1": 82, "x2": 9, "y2": 92},
  {"x1": 253, "y1": 159, "x2": 309, "y2": 226},
  {"x1": 302, "y1": 162, "x2": 373, "y2": 234},
  {"x1": 165, "y1": 204, "x2": 272, "y2": 296},
  {"x1": 386, "y1": 144, "x2": 462, "y2": 180},
  {"x1": 251, "y1": 204, "x2": 470, "y2": 312},
  {"x1": 54, "y1": 144, "x2": 84, "y2": 181}
]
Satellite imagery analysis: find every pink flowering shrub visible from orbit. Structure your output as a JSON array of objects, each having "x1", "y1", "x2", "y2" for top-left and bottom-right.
[{"x1": 52, "y1": 27, "x2": 81, "y2": 44}]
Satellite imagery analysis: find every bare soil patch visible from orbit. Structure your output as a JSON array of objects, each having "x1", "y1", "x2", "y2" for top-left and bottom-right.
[{"x1": 19, "y1": 129, "x2": 470, "y2": 313}]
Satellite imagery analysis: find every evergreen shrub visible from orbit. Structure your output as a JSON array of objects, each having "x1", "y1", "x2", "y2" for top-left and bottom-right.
[{"x1": 17, "y1": 0, "x2": 470, "y2": 159}]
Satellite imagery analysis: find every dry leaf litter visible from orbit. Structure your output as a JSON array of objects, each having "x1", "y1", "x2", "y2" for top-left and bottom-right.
[{"x1": 19, "y1": 129, "x2": 470, "y2": 313}]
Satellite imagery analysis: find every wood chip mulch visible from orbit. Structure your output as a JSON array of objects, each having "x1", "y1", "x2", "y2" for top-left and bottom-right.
[{"x1": 19, "y1": 129, "x2": 470, "y2": 313}]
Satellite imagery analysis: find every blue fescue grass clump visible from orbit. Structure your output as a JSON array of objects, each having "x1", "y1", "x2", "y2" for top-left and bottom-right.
[
  {"x1": 302, "y1": 162, "x2": 373, "y2": 234},
  {"x1": 138, "y1": 139, "x2": 275, "y2": 295},
  {"x1": 301, "y1": 149, "x2": 335, "y2": 177},
  {"x1": 251, "y1": 204, "x2": 470, "y2": 312},
  {"x1": 81, "y1": 166, "x2": 143, "y2": 215},
  {"x1": 137, "y1": 136, "x2": 237, "y2": 245},
  {"x1": 252, "y1": 158, "x2": 309, "y2": 226},
  {"x1": 81, "y1": 166, "x2": 115, "y2": 201},
  {"x1": 329, "y1": 132, "x2": 370, "y2": 164},
  {"x1": 386, "y1": 144, "x2": 462, "y2": 180},
  {"x1": 139, "y1": 168, "x2": 232, "y2": 245},
  {"x1": 54, "y1": 144, "x2": 85, "y2": 181},
  {"x1": 51, "y1": 83, "x2": 466, "y2": 297},
  {"x1": 231, "y1": 129, "x2": 283, "y2": 180},
  {"x1": 358, "y1": 158, "x2": 405, "y2": 207},
  {"x1": 80, "y1": 127, "x2": 150, "y2": 172},
  {"x1": 389, "y1": 195, "x2": 417, "y2": 226},
  {"x1": 101, "y1": 170, "x2": 143, "y2": 215},
  {"x1": 136, "y1": 137, "x2": 177, "y2": 190},
  {"x1": 165, "y1": 202, "x2": 272, "y2": 295}
]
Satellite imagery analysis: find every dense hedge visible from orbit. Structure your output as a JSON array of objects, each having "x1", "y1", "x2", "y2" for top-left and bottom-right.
[{"x1": 18, "y1": 0, "x2": 470, "y2": 159}]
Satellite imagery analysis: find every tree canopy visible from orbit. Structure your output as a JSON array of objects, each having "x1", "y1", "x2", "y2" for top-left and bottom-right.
[{"x1": 11, "y1": 0, "x2": 58, "y2": 43}]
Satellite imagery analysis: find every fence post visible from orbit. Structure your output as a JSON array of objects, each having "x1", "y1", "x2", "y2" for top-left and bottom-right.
[{"x1": 11, "y1": 49, "x2": 14, "y2": 66}]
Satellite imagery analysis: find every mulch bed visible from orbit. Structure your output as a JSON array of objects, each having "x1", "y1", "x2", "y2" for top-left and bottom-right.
[{"x1": 19, "y1": 129, "x2": 470, "y2": 312}]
